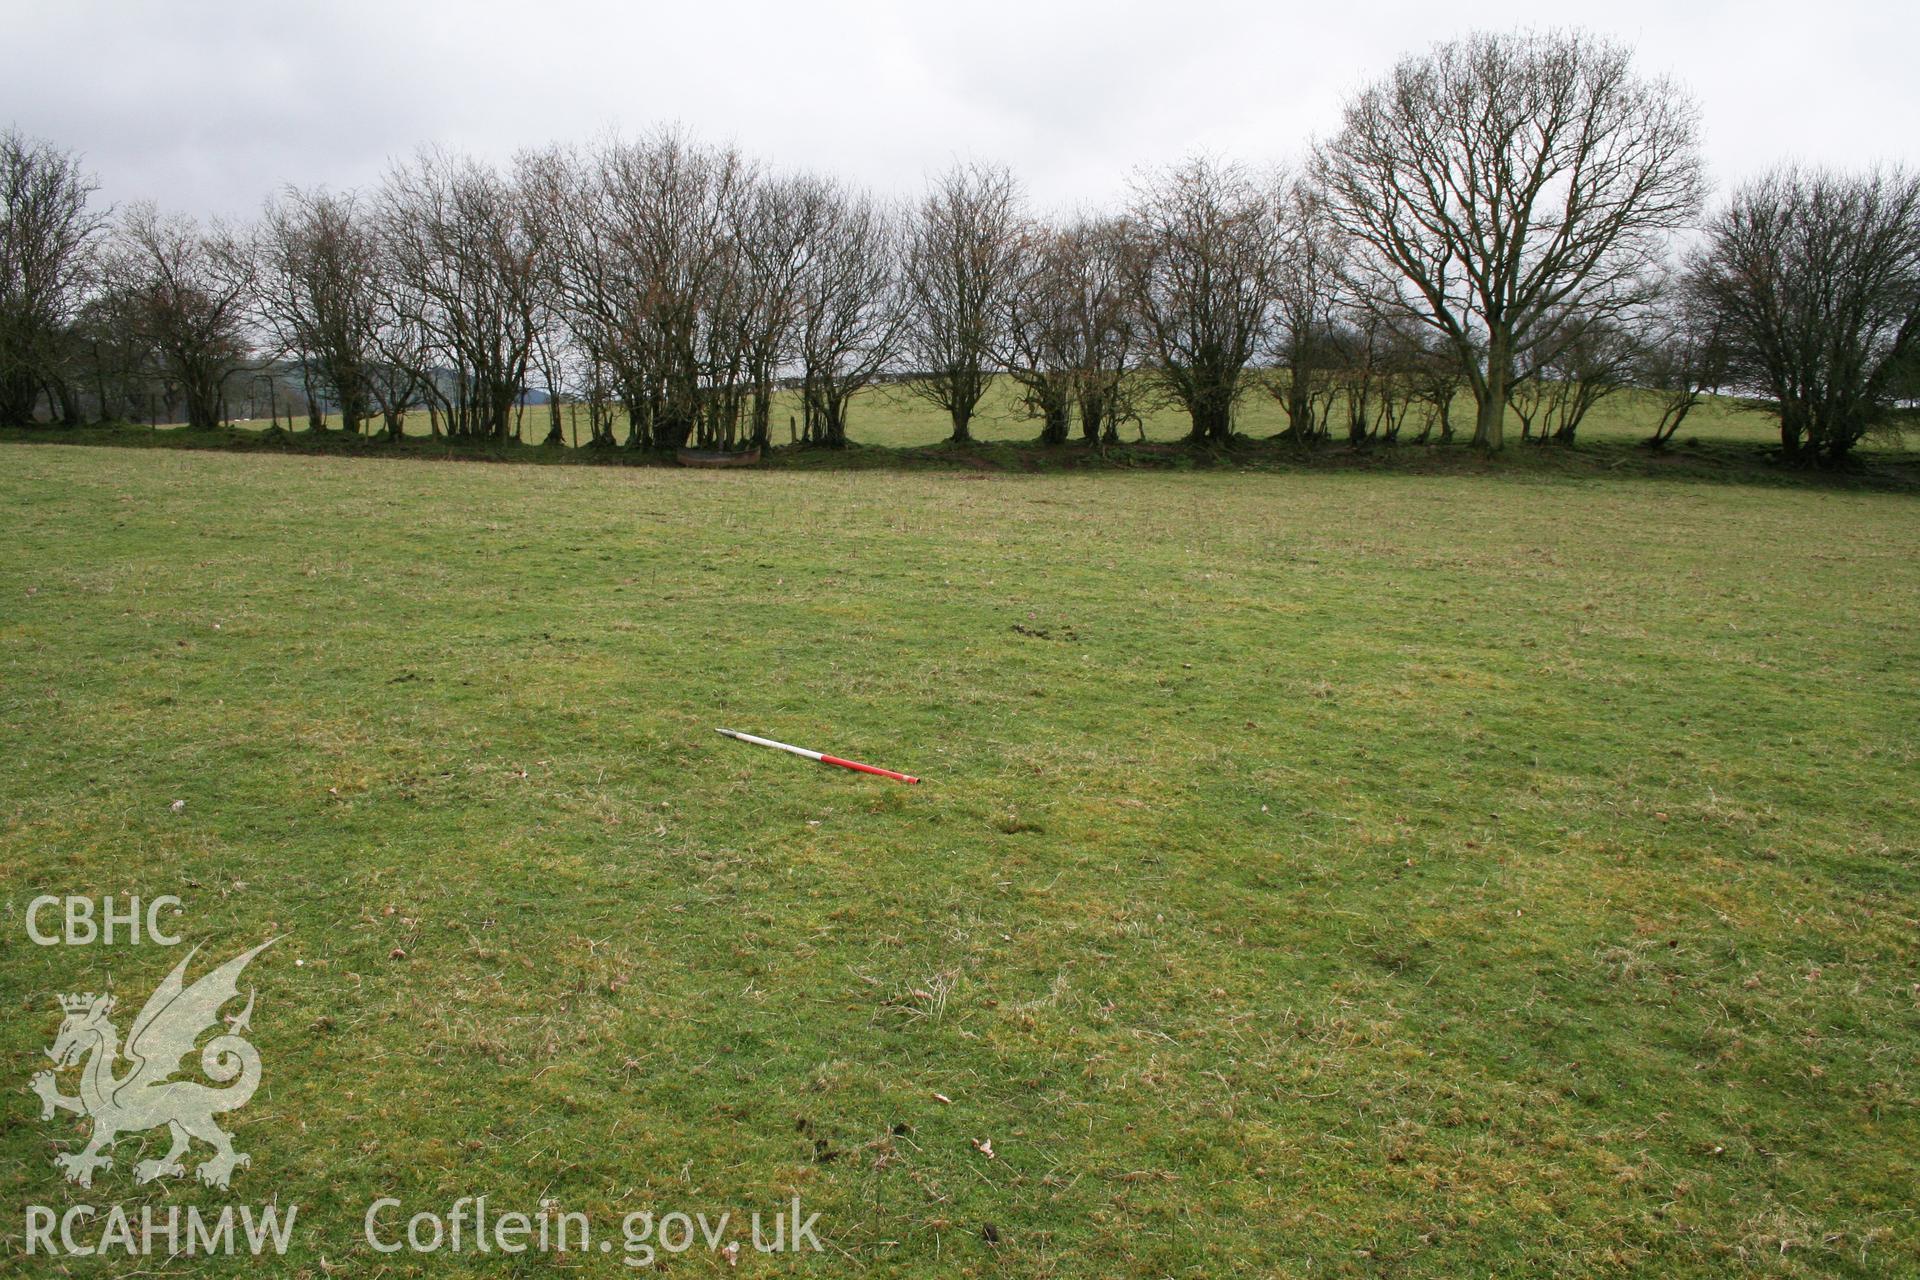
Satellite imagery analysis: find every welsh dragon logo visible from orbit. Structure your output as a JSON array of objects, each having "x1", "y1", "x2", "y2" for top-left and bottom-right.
[{"x1": 31, "y1": 939, "x2": 275, "y2": 1190}]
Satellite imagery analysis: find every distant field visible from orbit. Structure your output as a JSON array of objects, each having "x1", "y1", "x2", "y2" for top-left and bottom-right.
[
  {"x1": 3, "y1": 446, "x2": 1915, "y2": 1276},
  {"x1": 206, "y1": 376, "x2": 1787, "y2": 449}
]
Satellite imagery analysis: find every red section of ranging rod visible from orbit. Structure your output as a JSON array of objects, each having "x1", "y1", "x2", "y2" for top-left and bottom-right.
[
  {"x1": 715, "y1": 728, "x2": 921, "y2": 784},
  {"x1": 818, "y1": 753, "x2": 920, "y2": 784}
]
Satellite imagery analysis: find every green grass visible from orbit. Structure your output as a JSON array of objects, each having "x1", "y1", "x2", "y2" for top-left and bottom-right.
[
  {"x1": 25, "y1": 377, "x2": 1920, "y2": 498},
  {"x1": 2, "y1": 445, "x2": 1916, "y2": 1276},
  {"x1": 185, "y1": 376, "x2": 1791, "y2": 448}
]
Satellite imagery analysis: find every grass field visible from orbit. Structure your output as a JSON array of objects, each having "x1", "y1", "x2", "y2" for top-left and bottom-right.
[
  {"x1": 2, "y1": 444, "x2": 1917, "y2": 1276},
  {"x1": 203, "y1": 376, "x2": 1796, "y2": 450}
]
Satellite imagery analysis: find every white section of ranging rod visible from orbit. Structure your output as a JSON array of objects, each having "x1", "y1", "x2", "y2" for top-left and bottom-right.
[{"x1": 714, "y1": 727, "x2": 823, "y2": 761}]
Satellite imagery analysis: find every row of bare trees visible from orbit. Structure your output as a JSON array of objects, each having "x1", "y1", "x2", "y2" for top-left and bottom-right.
[
  {"x1": 5, "y1": 32, "x2": 1917, "y2": 463},
  {"x1": 1, "y1": 130, "x2": 109, "y2": 426}
]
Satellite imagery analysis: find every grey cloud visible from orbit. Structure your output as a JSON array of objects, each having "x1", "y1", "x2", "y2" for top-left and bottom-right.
[{"x1": 3, "y1": 0, "x2": 1912, "y2": 221}]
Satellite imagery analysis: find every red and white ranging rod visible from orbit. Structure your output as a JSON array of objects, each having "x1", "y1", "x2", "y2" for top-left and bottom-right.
[{"x1": 714, "y1": 728, "x2": 921, "y2": 784}]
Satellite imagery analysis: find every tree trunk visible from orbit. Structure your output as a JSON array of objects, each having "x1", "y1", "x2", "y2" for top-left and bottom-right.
[
  {"x1": 1473, "y1": 333, "x2": 1510, "y2": 450},
  {"x1": 655, "y1": 410, "x2": 693, "y2": 451},
  {"x1": 749, "y1": 385, "x2": 773, "y2": 451},
  {"x1": 1287, "y1": 377, "x2": 1313, "y2": 440},
  {"x1": 300, "y1": 368, "x2": 324, "y2": 432},
  {"x1": 0, "y1": 372, "x2": 38, "y2": 426},
  {"x1": 92, "y1": 347, "x2": 110, "y2": 423},
  {"x1": 1777, "y1": 404, "x2": 1806, "y2": 462},
  {"x1": 338, "y1": 373, "x2": 364, "y2": 436},
  {"x1": 821, "y1": 394, "x2": 850, "y2": 448},
  {"x1": 1038, "y1": 397, "x2": 1070, "y2": 445},
  {"x1": 1189, "y1": 396, "x2": 1231, "y2": 443},
  {"x1": 1080, "y1": 396, "x2": 1103, "y2": 444},
  {"x1": 52, "y1": 378, "x2": 83, "y2": 427}
]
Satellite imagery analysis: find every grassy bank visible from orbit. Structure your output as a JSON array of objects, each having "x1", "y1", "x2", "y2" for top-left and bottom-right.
[{"x1": 2, "y1": 445, "x2": 1916, "y2": 1276}]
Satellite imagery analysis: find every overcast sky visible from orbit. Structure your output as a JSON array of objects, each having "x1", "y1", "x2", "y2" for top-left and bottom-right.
[{"x1": 5, "y1": 0, "x2": 1914, "y2": 221}]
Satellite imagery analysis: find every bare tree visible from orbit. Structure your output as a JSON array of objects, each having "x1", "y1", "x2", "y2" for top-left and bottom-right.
[
  {"x1": 903, "y1": 163, "x2": 1021, "y2": 443},
  {"x1": 1000, "y1": 216, "x2": 1139, "y2": 446},
  {"x1": 1633, "y1": 277, "x2": 1727, "y2": 448},
  {"x1": 1403, "y1": 334, "x2": 1467, "y2": 443},
  {"x1": 542, "y1": 131, "x2": 755, "y2": 451},
  {"x1": 1, "y1": 128, "x2": 108, "y2": 425},
  {"x1": 1269, "y1": 181, "x2": 1346, "y2": 442},
  {"x1": 1319, "y1": 308, "x2": 1414, "y2": 445},
  {"x1": 630, "y1": 131, "x2": 754, "y2": 451},
  {"x1": 66, "y1": 283, "x2": 149, "y2": 422},
  {"x1": 1313, "y1": 30, "x2": 1705, "y2": 450},
  {"x1": 1690, "y1": 166, "x2": 1920, "y2": 464},
  {"x1": 1507, "y1": 315, "x2": 1635, "y2": 443},
  {"x1": 793, "y1": 183, "x2": 902, "y2": 448},
  {"x1": 1002, "y1": 221, "x2": 1081, "y2": 444},
  {"x1": 511, "y1": 149, "x2": 577, "y2": 447},
  {"x1": 254, "y1": 187, "x2": 385, "y2": 434},
  {"x1": 1121, "y1": 157, "x2": 1282, "y2": 444},
  {"x1": 377, "y1": 149, "x2": 540, "y2": 441},
  {"x1": 728, "y1": 174, "x2": 821, "y2": 451},
  {"x1": 1060, "y1": 217, "x2": 1138, "y2": 445},
  {"x1": 518, "y1": 144, "x2": 616, "y2": 446},
  {"x1": 525, "y1": 306, "x2": 569, "y2": 446},
  {"x1": 110, "y1": 205, "x2": 253, "y2": 430},
  {"x1": 1332, "y1": 318, "x2": 1378, "y2": 445}
]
